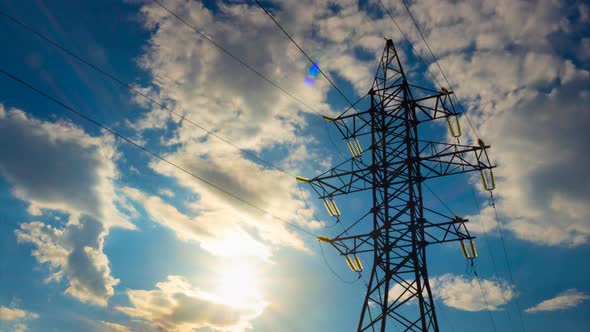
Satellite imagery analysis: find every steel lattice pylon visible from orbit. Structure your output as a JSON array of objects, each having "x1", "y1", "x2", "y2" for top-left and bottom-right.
[{"x1": 301, "y1": 39, "x2": 495, "y2": 332}]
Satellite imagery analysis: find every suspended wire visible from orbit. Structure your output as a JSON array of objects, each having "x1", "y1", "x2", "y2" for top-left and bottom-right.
[
  {"x1": 471, "y1": 189, "x2": 513, "y2": 322},
  {"x1": 318, "y1": 240, "x2": 361, "y2": 284},
  {"x1": 150, "y1": 0, "x2": 321, "y2": 116},
  {"x1": 426, "y1": 182, "x2": 509, "y2": 318},
  {"x1": 423, "y1": 182, "x2": 454, "y2": 216},
  {"x1": 472, "y1": 263, "x2": 498, "y2": 332},
  {"x1": 489, "y1": 191, "x2": 527, "y2": 332},
  {"x1": 432, "y1": 297, "x2": 457, "y2": 332},
  {"x1": 397, "y1": 0, "x2": 481, "y2": 139},
  {"x1": 386, "y1": 1, "x2": 519, "y2": 327},
  {"x1": 0, "y1": 8, "x2": 364, "y2": 182},
  {"x1": 0, "y1": 7, "x2": 377, "y2": 294},
  {"x1": 254, "y1": 0, "x2": 360, "y2": 113},
  {"x1": 423, "y1": 182, "x2": 500, "y2": 332},
  {"x1": 0, "y1": 7, "x2": 375, "y2": 248},
  {"x1": 323, "y1": 120, "x2": 349, "y2": 162},
  {"x1": 0, "y1": 8, "x2": 298, "y2": 178},
  {"x1": 428, "y1": 179, "x2": 523, "y2": 331},
  {"x1": 297, "y1": 182, "x2": 338, "y2": 229},
  {"x1": 0, "y1": 67, "x2": 320, "y2": 239},
  {"x1": 376, "y1": 0, "x2": 441, "y2": 87},
  {"x1": 360, "y1": 274, "x2": 378, "y2": 332},
  {"x1": 322, "y1": 94, "x2": 368, "y2": 160}
]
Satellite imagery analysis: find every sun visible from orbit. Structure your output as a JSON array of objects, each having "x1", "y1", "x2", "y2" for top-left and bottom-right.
[{"x1": 215, "y1": 260, "x2": 264, "y2": 309}]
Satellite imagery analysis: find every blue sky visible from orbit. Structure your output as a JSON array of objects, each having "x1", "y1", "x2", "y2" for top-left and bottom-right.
[{"x1": 0, "y1": 0, "x2": 589, "y2": 331}]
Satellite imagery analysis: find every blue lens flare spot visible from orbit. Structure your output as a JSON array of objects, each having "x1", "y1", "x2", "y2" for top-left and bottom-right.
[
  {"x1": 304, "y1": 62, "x2": 320, "y2": 86},
  {"x1": 308, "y1": 62, "x2": 320, "y2": 78}
]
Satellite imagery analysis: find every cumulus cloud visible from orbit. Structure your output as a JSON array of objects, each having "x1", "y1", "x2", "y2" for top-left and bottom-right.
[
  {"x1": 15, "y1": 218, "x2": 118, "y2": 306},
  {"x1": 0, "y1": 307, "x2": 38, "y2": 321},
  {"x1": 0, "y1": 106, "x2": 126, "y2": 305},
  {"x1": 0, "y1": 105, "x2": 131, "y2": 229},
  {"x1": 526, "y1": 289, "x2": 590, "y2": 313},
  {"x1": 148, "y1": 141, "x2": 326, "y2": 249},
  {"x1": 432, "y1": 274, "x2": 514, "y2": 311},
  {"x1": 101, "y1": 321, "x2": 131, "y2": 332},
  {"x1": 116, "y1": 275, "x2": 265, "y2": 332},
  {"x1": 0, "y1": 306, "x2": 38, "y2": 332},
  {"x1": 387, "y1": 274, "x2": 513, "y2": 312}
]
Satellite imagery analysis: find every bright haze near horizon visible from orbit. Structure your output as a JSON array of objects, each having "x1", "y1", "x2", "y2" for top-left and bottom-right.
[{"x1": 0, "y1": 0, "x2": 589, "y2": 331}]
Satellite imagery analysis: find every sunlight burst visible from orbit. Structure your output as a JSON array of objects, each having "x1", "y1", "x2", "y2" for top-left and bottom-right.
[{"x1": 215, "y1": 260, "x2": 264, "y2": 310}]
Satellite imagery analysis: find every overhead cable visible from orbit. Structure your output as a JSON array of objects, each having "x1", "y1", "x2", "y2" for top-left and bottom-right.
[
  {"x1": 0, "y1": 8, "x2": 298, "y2": 177},
  {"x1": 473, "y1": 265, "x2": 499, "y2": 332},
  {"x1": 0, "y1": 67, "x2": 319, "y2": 239},
  {"x1": 397, "y1": 0, "x2": 481, "y2": 139},
  {"x1": 489, "y1": 191, "x2": 527, "y2": 331}
]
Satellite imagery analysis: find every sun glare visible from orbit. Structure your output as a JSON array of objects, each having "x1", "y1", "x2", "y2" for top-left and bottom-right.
[{"x1": 215, "y1": 260, "x2": 264, "y2": 309}]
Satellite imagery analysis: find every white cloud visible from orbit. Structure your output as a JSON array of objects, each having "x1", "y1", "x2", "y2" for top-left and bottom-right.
[
  {"x1": 15, "y1": 218, "x2": 118, "y2": 306},
  {"x1": 116, "y1": 275, "x2": 265, "y2": 332},
  {"x1": 0, "y1": 105, "x2": 126, "y2": 305},
  {"x1": 147, "y1": 141, "x2": 326, "y2": 250},
  {"x1": 526, "y1": 289, "x2": 590, "y2": 313},
  {"x1": 101, "y1": 321, "x2": 131, "y2": 332},
  {"x1": 386, "y1": 274, "x2": 513, "y2": 312},
  {"x1": 123, "y1": 187, "x2": 273, "y2": 258},
  {"x1": 433, "y1": 274, "x2": 513, "y2": 311},
  {"x1": 0, "y1": 106, "x2": 131, "y2": 230},
  {"x1": 13, "y1": 324, "x2": 28, "y2": 332},
  {"x1": 0, "y1": 306, "x2": 38, "y2": 332},
  {"x1": 0, "y1": 307, "x2": 38, "y2": 321},
  {"x1": 158, "y1": 188, "x2": 175, "y2": 198}
]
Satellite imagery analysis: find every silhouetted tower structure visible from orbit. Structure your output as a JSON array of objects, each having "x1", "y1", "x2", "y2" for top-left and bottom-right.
[{"x1": 298, "y1": 39, "x2": 495, "y2": 331}]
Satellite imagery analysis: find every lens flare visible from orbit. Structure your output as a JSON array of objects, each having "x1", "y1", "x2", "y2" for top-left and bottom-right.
[{"x1": 304, "y1": 62, "x2": 320, "y2": 86}]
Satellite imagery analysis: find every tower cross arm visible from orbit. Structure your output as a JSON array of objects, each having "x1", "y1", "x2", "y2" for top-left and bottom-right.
[
  {"x1": 409, "y1": 86, "x2": 461, "y2": 123},
  {"x1": 417, "y1": 139, "x2": 495, "y2": 179},
  {"x1": 305, "y1": 157, "x2": 374, "y2": 198}
]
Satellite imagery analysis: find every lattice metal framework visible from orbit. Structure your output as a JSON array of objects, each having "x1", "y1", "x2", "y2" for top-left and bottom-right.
[{"x1": 302, "y1": 39, "x2": 495, "y2": 332}]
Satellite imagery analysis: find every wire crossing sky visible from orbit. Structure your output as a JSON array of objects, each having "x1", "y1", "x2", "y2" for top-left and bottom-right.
[{"x1": 0, "y1": 1, "x2": 589, "y2": 332}]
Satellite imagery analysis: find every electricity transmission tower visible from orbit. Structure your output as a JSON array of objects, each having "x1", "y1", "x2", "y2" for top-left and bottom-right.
[{"x1": 298, "y1": 39, "x2": 495, "y2": 331}]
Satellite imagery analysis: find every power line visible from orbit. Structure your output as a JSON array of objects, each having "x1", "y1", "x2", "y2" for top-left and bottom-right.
[
  {"x1": 0, "y1": 67, "x2": 319, "y2": 239},
  {"x1": 377, "y1": 0, "x2": 480, "y2": 139},
  {"x1": 376, "y1": 0, "x2": 441, "y2": 87},
  {"x1": 389, "y1": 1, "x2": 524, "y2": 327},
  {"x1": 151, "y1": 0, "x2": 377, "y2": 169},
  {"x1": 0, "y1": 8, "x2": 365, "y2": 180},
  {"x1": 473, "y1": 265, "x2": 498, "y2": 332},
  {"x1": 426, "y1": 182, "x2": 513, "y2": 323},
  {"x1": 0, "y1": 8, "x2": 297, "y2": 177},
  {"x1": 254, "y1": 0, "x2": 360, "y2": 113},
  {"x1": 397, "y1": 0, "x2": 481, "y2": 139},
  {"x1": 471, "y1": 189, "x2": 513, "y2": 322},
  {"x1": 489, "y1": 191, "x2": 527, "y2": 332},
  {"x1": 318, "y1": 240, "x2": 361, "y2": 284},
  {"x1": 422, "y1": 182, "x2": 499, "y2": 331}
]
